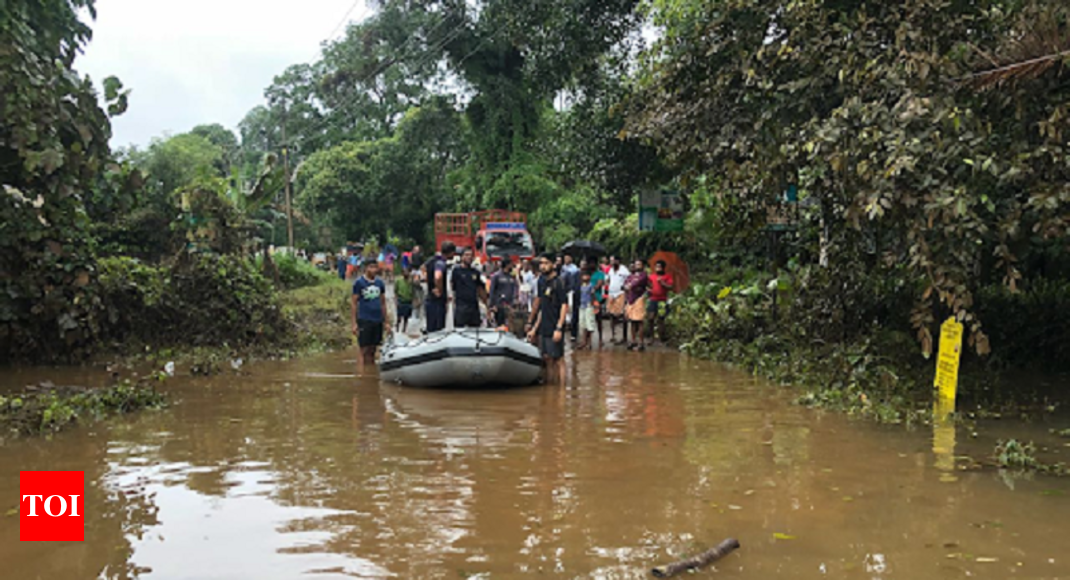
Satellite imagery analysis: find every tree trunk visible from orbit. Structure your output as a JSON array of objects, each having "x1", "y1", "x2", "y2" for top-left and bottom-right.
[{"x1": 651, "y1": 538, "x2": 740, "y2": 578}]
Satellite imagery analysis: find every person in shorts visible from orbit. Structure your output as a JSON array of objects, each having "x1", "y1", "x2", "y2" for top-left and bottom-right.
[
  {"x1": 526, "y1": 253, "x2": 568, "y2": 384},
  {"x1": 647, "y1": 259, "x2": 675, "y2": 346},
  {"x1": 351, "y1": 259, "x2": 389, "y2": 370},
  {"x1": 623, "y1": 259, "x2": 650, "y2": 351}
]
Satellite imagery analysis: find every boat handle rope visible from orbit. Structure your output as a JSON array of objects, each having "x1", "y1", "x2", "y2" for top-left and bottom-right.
[{"x1": 387, "y1": 327, "x2": 506, "y2": 352}]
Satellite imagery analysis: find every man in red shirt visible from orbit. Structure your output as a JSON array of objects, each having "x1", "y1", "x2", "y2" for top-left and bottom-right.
[{"x1": 647, "y1": 259, "x2": 674, "y2": 346}]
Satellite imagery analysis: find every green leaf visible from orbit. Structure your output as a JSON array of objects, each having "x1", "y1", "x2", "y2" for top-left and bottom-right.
[{"x1": 103, "y1": 76, "x2": 123, "y2": 101}]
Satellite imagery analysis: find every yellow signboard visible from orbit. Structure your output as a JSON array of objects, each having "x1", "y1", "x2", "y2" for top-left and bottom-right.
[{"x1": 934, "y1": 317, "x2": 964, "y2": 402}]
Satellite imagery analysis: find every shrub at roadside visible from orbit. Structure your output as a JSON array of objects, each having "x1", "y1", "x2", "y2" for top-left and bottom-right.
[
  {"x1": 254, "y1": 252, "x2": 335, "y2": 290},
  {"x1": 281, "y1": 279, "x2": 353, "y2": 353},
  {"x1": 98, "y1": 254, "x2": 288, "y2": 350},
  {"x1": 97, "y1": 254, "x2": 351, "y2": 361},
  {"x1": 670, "y1": 263, "x2": 1070, "y2": 422},
  {"x1": 669, "y1": 265, "x2": 932, "y2": 423},
  {"x1": 976, "y1": 279, "x2": 1070, "y2": 373}
]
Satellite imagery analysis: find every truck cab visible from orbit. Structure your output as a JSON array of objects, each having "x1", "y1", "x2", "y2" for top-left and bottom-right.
[
  {"x1": 435, "y1": 210, "x2": 535, "y2": 264},
  {"x1": 475, "y1": 222, "x2": 535, "y2": 263}
]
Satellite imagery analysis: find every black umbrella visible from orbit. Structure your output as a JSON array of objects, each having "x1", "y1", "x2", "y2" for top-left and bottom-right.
[{"x1": 561, "y1": 240, "x2": 607, "y2": 257}]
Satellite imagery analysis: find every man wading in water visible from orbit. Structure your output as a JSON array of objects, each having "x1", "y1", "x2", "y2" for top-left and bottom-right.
[
  {"x1": 527, "y1": 253, "x2": 569, "y2": 384},
  {"x1": 424, "y1": 241, "x2": 455, "y2": 333},
  {"x1": 452, "y1": 248, "x2": 488, "y2": 328},
  {"x1": 351, "y1": 259, "x2": 390, "y2": 370}
]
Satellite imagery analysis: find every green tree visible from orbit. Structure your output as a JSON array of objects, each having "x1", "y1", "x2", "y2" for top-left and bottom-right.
[
  {"x1": 0, "y1": 0, "x2": 129, "y2": 360},
  {"x1": 190, "y1": 123, "x2": 240, "y2": 172},
  {"x1": 318, "y1": 3, "x2": 442, "y2": 141},
  {"x1": 629, "y1": 0, "x2": 1070, "y2": 355},
  {"x1": 295, "y1": 98, "x2": 467, "y2": 245},
  {"x1": 138, "y1": 132, "x2": 224, "y2": 197}
]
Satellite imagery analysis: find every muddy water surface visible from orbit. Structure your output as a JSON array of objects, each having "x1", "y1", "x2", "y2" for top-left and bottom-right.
[{"x1": 2, "y1": 351, "x2": 1070, "y2": 579}]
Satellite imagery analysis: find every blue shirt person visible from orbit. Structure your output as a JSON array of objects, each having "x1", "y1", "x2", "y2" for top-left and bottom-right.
[
  {"x1": 351, "y1": 260, "x2": 389, "y2": 368},
  {"x1": 353, "y1": 276, "x2": 386, "y2": 322}
]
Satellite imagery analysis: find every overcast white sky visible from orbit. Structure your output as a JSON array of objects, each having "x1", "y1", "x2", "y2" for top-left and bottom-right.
[{"x1": 77, "y1": 0, "x2": 369, "y2": 148}]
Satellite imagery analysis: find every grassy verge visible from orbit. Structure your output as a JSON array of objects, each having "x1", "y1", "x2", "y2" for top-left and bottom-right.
[
  {"x1": 279, "y1": 278, "x2": 353, "y2": 354},
  {"x1": 0, "y1": 377, "x2": 167, "y2": 439}
]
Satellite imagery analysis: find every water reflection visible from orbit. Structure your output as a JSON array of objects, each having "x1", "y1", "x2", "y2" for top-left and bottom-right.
[
  {"x1": 932, "y1": 397, "x2": 958, "y2": 483},
  {"x1": 0, "y1": 351, "x2": 1069, "y2": 579}
]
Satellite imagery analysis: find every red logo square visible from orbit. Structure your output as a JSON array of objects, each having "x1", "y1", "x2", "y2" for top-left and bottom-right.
[{"x1": 20, "y1": 471, "x2": 84, "y2": 541}]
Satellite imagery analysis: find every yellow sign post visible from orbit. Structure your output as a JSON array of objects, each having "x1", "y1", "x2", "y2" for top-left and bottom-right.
[
  {"x1": 932, "y1": 317, "x2": 964, "y2": 482},
  {"x1": 934, "y1": 317, "x2": 964, "y2": 403}
]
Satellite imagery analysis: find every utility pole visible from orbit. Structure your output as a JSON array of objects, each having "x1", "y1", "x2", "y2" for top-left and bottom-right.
[{"x1": 281, "y1": 106, "x2": 294, "y2": 249}]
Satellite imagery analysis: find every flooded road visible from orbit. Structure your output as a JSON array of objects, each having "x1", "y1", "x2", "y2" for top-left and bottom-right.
[{"x1": 2, "y1": 350, "x2": 1070, "y2": 579}]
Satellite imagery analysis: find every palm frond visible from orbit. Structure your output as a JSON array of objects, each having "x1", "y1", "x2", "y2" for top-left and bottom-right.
[
  {"x1": 966, "y1": 50, "x2": 1070, "y2": 89},
  {"x1": 965, "y1": 8, "x2": 1070, "y2": 90}
]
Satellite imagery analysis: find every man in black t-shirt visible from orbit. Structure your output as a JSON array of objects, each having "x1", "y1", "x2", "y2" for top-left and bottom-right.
[
  {"x1": 526, "y1": 253, "x2": 569, "y2": 384},
  {"x1": 423, "y1": 241, "x2": 455, "y2": 333},
  {"x1": 451, "y1": 248, "x2": 488, "y2": 328}
]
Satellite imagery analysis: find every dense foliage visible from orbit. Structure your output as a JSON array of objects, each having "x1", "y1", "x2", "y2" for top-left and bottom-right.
[
  {"x1": 0, "y1": 0, "x2": 131, "y2": 360},
  {"x1": 97, "y1": 254, "x2": 290, "y2": 349},
  {"x1": 4, "y1": 0, "x2": 1070, "y2": 394},
  {"x1": 629, "y1": 0, "x2": 1070, "y2": 358}
]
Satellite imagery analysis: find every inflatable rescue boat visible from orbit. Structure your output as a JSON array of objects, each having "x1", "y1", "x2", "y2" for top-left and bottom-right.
[{"x1": 380, "y1": 328, "x2": 542, "y2": 388}]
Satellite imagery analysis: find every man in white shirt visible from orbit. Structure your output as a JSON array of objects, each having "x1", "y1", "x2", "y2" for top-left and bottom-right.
[
  {"x1": 605, "y1": 255, "x2": 630, "y2": 344},
  {"x1": 521, "y1": 261, "x2": 538, "y2": 312}
]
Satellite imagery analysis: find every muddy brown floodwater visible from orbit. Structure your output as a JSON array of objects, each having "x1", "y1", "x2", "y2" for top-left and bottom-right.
[{"x1": 2, "y1": 350, "x2": 1070, "y2": 579}]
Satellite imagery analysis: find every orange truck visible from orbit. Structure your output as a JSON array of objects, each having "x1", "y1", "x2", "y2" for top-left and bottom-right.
[{"x1": 434, "y1": 210, "x2": 535, "y2": 264}]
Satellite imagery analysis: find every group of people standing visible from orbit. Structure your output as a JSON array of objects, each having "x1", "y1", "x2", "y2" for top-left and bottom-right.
[
  {"x1": 570, "y1": 255, "x2": 675, "y2": 351},
  {"x1": 348, "y1": 240, "x2": 675, "y2": 379}
]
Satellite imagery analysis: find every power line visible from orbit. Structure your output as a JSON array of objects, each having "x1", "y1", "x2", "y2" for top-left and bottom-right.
[
  {"x1": 295, "y1": 9, "x2": 471, "y2": 142},
  {"x1": 325, "y1": 0, "x2": 365, "y2": 46},
  {"x1": 314, "y1": 16, "x2": 506, "y2": 138},
  {"x1": 276, "y1": 2, "x2": 512, "y2": 155}
]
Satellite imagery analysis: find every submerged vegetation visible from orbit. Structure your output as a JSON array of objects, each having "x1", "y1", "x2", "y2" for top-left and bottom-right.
[
  {"x1": 993, "y1": 439, "x2": 1068, "y2": 475},
  {"x1": 0, "y1": 377, "x2": 167, "y2": 438}
]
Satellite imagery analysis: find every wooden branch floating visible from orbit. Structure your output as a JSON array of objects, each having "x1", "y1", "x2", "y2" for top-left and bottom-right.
[{"x1": 651, "y1": 538, "x2": 741, "y2": 578}]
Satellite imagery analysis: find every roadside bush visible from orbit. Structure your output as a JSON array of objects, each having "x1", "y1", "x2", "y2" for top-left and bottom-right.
[
  {"x1": 166, "y1": 253, "x2": 288, "y2": 346},
  {"x1": 98, "y1": 256, "x2": 170, "y2": 336},
  {"x1": 668, "y1": 263, "x2": 930, "y2": 422},
  {"x1": 0, "y1": 187, "x2": 104, "y2": 363},
  {"x1": 976, "y1": 279, "x2": 1070, "y2": 372},
  {"x1": 98, "y1": 253, "x2": 289, "y2": 349},
  {"x1": 787, "y1": 263, "x2": 915, "y2": 344},
  {"x1": 254, "y1": 252, "x2": 334, "y2": 290}
]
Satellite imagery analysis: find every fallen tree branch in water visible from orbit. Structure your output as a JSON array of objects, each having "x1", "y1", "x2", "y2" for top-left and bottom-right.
[{"x1": 651, "y1": 538, "x2": 740, "y2": 578}]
